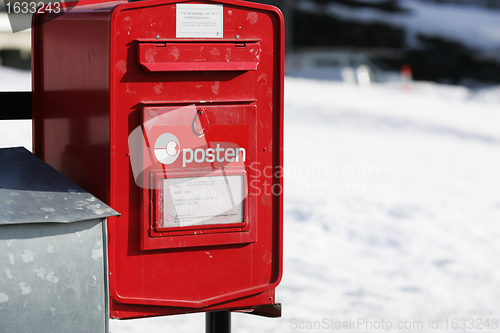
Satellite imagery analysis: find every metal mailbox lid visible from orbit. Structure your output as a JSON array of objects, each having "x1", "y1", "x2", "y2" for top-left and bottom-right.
[{"x1": 0, "y1": 147, "x2": 119, "y2": 225}]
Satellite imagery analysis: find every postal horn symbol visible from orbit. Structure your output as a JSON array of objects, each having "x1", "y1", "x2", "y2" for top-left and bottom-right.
[{"x1": 154, "y1": 133, "x2": 180, "y2": 164}]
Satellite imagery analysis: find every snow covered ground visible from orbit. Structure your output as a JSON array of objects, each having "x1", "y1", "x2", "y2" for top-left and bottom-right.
[
  {"x1": 279, "y1": 79, "x2": 500, "y2": 332},
  {"x1": 2, "y1": 66, "x2": 500, "y2": 332}
]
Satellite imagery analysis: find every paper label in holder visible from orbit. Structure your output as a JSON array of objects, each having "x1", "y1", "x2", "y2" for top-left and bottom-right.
[
  {"x1": 161, "y1": 174, "x2": 244, "y2": 228},
  {"x1": 176, "y1": 4, "x2": 223, "y2": 38}
]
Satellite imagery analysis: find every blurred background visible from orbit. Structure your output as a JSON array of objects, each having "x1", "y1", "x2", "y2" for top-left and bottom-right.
[
  {"x1": 1, "y1": 1, "x2": 500, "y2": 332},
  {"x1": 4, "y1": 0, "x2": 500, "y2": 85}
]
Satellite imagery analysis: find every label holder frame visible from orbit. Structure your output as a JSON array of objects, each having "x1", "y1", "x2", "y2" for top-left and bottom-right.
[{"x1": 141, "y1": 167, "x2": 256, "y2": 251}]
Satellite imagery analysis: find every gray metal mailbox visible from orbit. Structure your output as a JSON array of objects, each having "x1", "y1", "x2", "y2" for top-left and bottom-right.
[{"x1": 0, "y1": 147, "x2": 119, "y2": 333}]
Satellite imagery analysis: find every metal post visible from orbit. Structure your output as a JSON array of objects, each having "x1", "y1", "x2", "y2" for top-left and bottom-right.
[{"x1": 206, "y1": 311, "x2": 231, "y2": 333}]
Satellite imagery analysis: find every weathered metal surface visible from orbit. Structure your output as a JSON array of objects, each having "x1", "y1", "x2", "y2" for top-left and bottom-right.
[
  {"x1": 0, "y1": 147, "x2": 119, "y2": 225},
  {"x1": 0, "y1": 219, "x2": 108, "y2": 333},
  {"x1": 0, "y1": 146, "x2": 118, "y2": 332}
]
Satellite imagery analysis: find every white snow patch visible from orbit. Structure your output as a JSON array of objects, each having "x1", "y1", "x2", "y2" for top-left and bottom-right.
[
  {"x1": 0, "y1": 292, "x2": 9, "y2": 303},
  {"x1": 21, "y1": 250, "x2": 34, "y2": 263},
  {"x1": 34, "y1": 267, "x2": 45, "y2": 279},
  {"x1": 91, "y1": 248, "x2": 103, "y2": 261},
  {"x1": 19, "y1": 282, "x2": 32, "y2": 295},
  {"x1": 0, "y1": 66, "x2": 31, "y2": 91},
  {"x1": 46, "y1": 271, "x2": 59, "y2": 283}
]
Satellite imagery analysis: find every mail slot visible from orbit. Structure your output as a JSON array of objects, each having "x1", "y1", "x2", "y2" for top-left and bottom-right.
[
  {"x1": 137, "y1": 41, "x2": 261, "y2": 72},
  {"x1": 33, "y1": 0, "x2": 284, "y2": 319}
]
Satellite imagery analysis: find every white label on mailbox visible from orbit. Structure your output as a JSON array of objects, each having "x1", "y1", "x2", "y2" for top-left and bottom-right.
[
  {"x1": 162, "y1": 175, "x2": 244, "y2": 228},
  {"x1": 176, "y1": 4, "x2": 223, "y2": 38}
]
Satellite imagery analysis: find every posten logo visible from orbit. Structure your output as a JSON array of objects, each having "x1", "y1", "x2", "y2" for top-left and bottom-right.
[
  {"x1": 154, "y1": 133, "x2": 181, "y2": 164},
  {"x1": 154, "y1": 133, "x2": 247, "y2": 167}
]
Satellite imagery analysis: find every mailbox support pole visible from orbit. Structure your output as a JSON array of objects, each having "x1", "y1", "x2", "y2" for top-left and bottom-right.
[{"x1": 206, "y1": 311, "x2": 231, "y2": 333}]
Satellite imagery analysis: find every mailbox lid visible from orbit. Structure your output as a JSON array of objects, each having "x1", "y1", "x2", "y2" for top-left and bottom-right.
[{"x1": 0, "y1": 147, "x2": 119, "y2": 225}]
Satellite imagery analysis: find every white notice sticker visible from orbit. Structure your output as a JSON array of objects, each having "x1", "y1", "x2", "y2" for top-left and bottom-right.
[
  {"x1": 162, "y1": 175, "x2": 244, "y2": 228},
  {"x1": 176, "y1": 4, "x2": 223, "y2": 38}
]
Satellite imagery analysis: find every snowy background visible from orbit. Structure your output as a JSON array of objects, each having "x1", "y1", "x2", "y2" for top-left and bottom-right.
[{"x1": 2, "y1": 0, "x2": 500, "y2": 332}]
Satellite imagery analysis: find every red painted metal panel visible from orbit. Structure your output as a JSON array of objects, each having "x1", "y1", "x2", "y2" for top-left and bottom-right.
[
  {"x1": 32, "y1": 9, "x2": 113, "y2": 202},
  {"x1": 33, "y1": 0, "x2": 284, "y2": 319}
]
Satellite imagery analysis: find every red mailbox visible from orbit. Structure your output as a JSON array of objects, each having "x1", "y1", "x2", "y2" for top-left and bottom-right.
[{"x1": 33, "y1": 0, "x2": 284, "y2": 319}]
